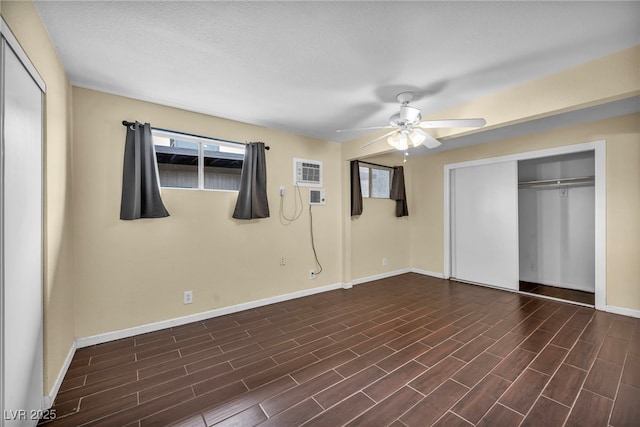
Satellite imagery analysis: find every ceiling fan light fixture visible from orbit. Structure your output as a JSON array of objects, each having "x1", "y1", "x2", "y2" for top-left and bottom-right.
[
  {"x1": 387, "y1": 132, "x2": 401, "y2": 149},
  {"x1": 352, "y1": 91, "x2": 486, "y2": 151},
  {"x1": 397, "y1": 133, "x2": 408, "y2": 150},
  {"x1": 409, "y1": 129, "x2": 427, "y2": 147}
]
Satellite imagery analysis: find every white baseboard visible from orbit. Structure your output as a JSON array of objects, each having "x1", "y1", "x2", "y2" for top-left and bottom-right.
[
  {"x1": 76, "y1": 281, "x2": 346, "y2": 349},
  {"x1": 41, "y1": 273, "x2": 640, "y2": 410},
  {"x1": 43, "y1": 339, "x2": 77, "y2": 409},
  {"x1": 605, "y1": 304, "x2": 640, "y2": 319},
  {"x1": 411, "y1": 268, "x2": 445, "y2": 279},
  {"x1": 46, "y1": 281, "x2": 348, "y2": 406},
  {"x1": 351, "y1": 268, "x2": 411, "y2": 286}
]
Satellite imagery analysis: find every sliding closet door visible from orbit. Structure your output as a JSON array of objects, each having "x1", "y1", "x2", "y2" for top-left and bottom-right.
[
  {"x1": 1, "y1": 34, "x2": 44, "y2": 425},
  {"x1": 451, "y1": 161, "x2": 519, "y2": 290}
]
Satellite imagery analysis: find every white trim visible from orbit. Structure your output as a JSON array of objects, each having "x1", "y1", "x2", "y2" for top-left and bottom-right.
[
  {"x1": 451, "y1": 277, "x2": 522, "y2": 294},
  {"x1": 48, "y1": 282, "x2": 350, "y2": 404},
  {"x1": 593, "y1": 141, "x2": 607, "y2": 310},
  {"x1": 43, "y1": 340, "x2": 77, "y2": 409},
  {"x1": 444, "y1": 166, "x2": 452, "y2": 279},
  {"x1": 519, "y1": 292, "x2": 595, "y2": 308},
  {"x1": 444, "y1": 140, "x2": 606, "y2": 309},
  {"x1": 451, "y1": 278, "x2": 595, "y2": 308},
  {"x1": 76, "y1": 281, "x2": 346, "y2": 348},
  {"x1": 519, "y1": 278, "x2": 594, "y2": 294},
  {"x1": 351, "y1": 269, "x2": 411, "y2": 286},
  {"x1": 40, "y1": 274, "x2": 639, "y2": 409},
  {"x1": 604, "y1": 304, "x2": 640, "y2": 319},
  {"x1": 443, "y1": 141, "x2": 603, "y2": 170},
  {"x1": 0, "y1": 17, "x2": 46, "y2": 92},
  {"x1": 411, "y1": 268, "x2": 445, "y2": 279}
]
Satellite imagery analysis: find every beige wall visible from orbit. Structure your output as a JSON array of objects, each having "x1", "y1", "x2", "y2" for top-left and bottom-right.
[
  {"x1": 2, "y1": 0, "x2": 639, "y2": 400},
  {"x1": 1, "y1": 1, "x2": 76, "y2": 393},
  {"x1": 350, "y1": 154, "x2": 411, "y2": 280},
  {"x1": 72, "y1": 88, "x2": 343, "y2": 337},
  {"x1": 409, "y1": 113, "x2": 640, "y2": 311}
]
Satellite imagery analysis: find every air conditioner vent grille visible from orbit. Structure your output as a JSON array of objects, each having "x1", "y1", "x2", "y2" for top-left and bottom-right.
[{"x1": 293, "y1": 158, "x2": 322, "y2": 187}]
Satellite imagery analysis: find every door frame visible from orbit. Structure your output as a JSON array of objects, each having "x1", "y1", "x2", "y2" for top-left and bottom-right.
[{"x1": 444, "y1": 140, "x2": 606, "y2": 310}]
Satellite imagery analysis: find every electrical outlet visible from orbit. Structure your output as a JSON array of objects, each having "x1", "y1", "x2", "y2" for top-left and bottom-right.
[
  {"x1": 309, "y1": 270, "x2": 316, "y2": 280},
  {"x1": 183, "y1": 290, "x2": 193, "y2": 304},
  {"x1": 280, "y1": 256, "x2": 286, "y2": 266},
  {"x1": 382, "y1": 257, "x2": 388, "y2": 266},
  {"x1": 279, "y1": 185, "x2": 286, "y2": 196}
]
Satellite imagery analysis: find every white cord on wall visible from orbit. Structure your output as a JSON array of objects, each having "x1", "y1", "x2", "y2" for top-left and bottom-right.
[
  {"x1": 279, "y1": 183, "x2": 303, "y2": 224},
  {"x1": 279, "y1": 183, "x2": 322, "y2": 276},
  {"x1": 309, "y1": 204, "x2": 323, "y2": 276}
]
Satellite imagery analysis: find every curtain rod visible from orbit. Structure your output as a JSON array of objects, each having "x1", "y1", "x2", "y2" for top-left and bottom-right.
[
  {"x1": 122, "y1": 121, "x2": 270, "y2": 150},
  {"x1": 358, "y1": 160, "x2": 397, "y2": 170}
]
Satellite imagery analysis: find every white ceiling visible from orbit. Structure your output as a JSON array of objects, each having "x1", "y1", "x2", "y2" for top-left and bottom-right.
[{"x1": 34, "y1": 1, "x2": 640, "y2": 144}]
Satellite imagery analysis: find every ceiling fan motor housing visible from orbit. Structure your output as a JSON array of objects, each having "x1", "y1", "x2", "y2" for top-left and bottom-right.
[
  {"x1": 400, "y1": 105, "x2": 421, "y2": 122},
  {"x1": 391, "y1": 105, "x2": 422, "y2": 127}
]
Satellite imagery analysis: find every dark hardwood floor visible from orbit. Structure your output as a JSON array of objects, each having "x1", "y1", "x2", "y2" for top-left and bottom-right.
[{"x1": 41, "y1": 273, "x2": 639, "y2": 426}]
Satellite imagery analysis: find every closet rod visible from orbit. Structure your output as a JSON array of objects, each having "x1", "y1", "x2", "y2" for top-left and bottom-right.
[{"x1": 518, "y1": 176, "x2": 594, "y2": 189}]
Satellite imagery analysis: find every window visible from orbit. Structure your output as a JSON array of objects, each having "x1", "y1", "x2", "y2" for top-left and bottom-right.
[
  {"x1": 153, "y1": 129, "x2": 245, "y2": 191},
  {"x1": 359, "y1": 165, "x2": 392, "y2": 198}
]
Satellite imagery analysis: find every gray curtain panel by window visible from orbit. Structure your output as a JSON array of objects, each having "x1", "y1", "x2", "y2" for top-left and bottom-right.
[
  {"x1": 233, "y1": 142, "x2": 270, "y2": 219},
  {"x1": 350, "y1": 160, "x2": 363, "y2": 216},
  {"x1": 390, "y1": 166, "x2": 409, "y2": 217},
  {"x1": 120, "y1": 122, "x2": 170, "y2": 220}
]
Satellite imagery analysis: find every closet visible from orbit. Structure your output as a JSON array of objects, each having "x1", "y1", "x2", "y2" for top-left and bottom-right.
[
  {"x1": 1, "y1": 18, "x2": 46, "y2": 425},
  {"x1": 518, "y1": 152, "x2": 595, "y2": 305},
  {"x1": 447, "y1": 143, "x2": 602, "y2": 307}
]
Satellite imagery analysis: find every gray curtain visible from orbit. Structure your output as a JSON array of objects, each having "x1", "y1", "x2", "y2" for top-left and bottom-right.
[
  {"x1": 120, "y1": 122, "x2": 169, "y2": 220},
  {"x1": 350, "y1": 160, "x2": 363, "y2": 216},
  {"x1": 390, "y1": 166, "x2": 409, "y2": 217},
  {"x1": 233, "y1": 142, "x2": 270, "y2": 219}
]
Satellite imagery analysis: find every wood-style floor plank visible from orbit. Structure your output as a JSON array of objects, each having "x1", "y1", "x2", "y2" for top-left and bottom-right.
[{"x1": 39, "y1": 273, "x2": 640, "y2": 426}]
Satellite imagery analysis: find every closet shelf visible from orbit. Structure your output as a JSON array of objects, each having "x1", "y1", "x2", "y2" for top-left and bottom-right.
[{"x1": 518, "y1": 176, "x2": 595, "y2": 189}]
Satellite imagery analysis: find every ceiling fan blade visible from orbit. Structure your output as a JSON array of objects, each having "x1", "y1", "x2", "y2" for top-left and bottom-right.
[
  {"x1": 421, "y1": 132, "x2": 442, "y2": 149},
  {"x1": 419, "y1": 118, "x2": 486, "y2": 129},
  {"x1": 337, "y1": 125, "x2": 393, "y2": 133},
  {"x1": 361, "y1": 130, "x2": 397, "y2": 148}
]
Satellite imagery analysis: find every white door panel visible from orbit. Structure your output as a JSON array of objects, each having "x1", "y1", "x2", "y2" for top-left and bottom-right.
[
  {"x1": 451, "y1": 161, "x2": 519, "y2": 290},
  {"x1": 1, "y1": 35, "x2": 44, "y2": 427}
]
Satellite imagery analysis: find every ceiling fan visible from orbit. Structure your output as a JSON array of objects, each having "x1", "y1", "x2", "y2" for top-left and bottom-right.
[{"x1": 337, "y1": 92, "x2": 486, "y2": 150}]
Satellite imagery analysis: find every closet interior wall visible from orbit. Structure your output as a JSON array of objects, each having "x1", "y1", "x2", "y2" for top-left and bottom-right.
[{"x1": 518, "y1": 151, "x2": 596, "y2": 296}]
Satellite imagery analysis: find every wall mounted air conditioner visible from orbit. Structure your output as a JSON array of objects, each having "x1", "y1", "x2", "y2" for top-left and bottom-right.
[
  {"x1": 293, "y1": 158, "x2": 322, "y2": 187},
  {"x1": 309, "y1": 188, "x2": 326, "y2": 205}
]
